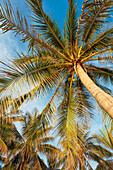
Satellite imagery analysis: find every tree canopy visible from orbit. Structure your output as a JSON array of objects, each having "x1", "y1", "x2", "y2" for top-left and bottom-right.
[{"x1": 0, "y1": 0, "x2": 113, "y2": 169}]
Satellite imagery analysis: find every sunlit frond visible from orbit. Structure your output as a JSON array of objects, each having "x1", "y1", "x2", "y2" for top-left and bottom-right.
[
  {"x1": 81, "y1": 0, "x2": 113, "y2": 44},
  {"x1": 0, "y1": 136, "x2": 8, "y2": 156},
  {"x1": 0, "y1": 54, "x2": 63, "y2": 114},
  {"x1": 25, "y1": 69, "x2": 72, "y2": 133},
  {"x1": 66, "y1": 0, "x2": 77, "y2": 53},
  {"x1": 81, "y1": 27, "x2": 113, "y2": 57},
  {"x1": 57, "y1": 124, "x2": 92, "y2": 170},
  {"x1": 26, "y1": 0, "x2": 67, "y2": 53},
  {"x1": 93, "y1": 124, "x2": 113, "y2": 150},
  {"x1": 0, "y1": 0, "x2": 70, "y2": 61},
  {"x1": 87, "y1": 65, "x2": 113, "y2": 85},
  {"x1": 2, "y1": 111, "x2": 60, "y2": 169}
]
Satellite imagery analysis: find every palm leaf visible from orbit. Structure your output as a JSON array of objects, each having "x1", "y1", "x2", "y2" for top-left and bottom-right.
[
  {"x1": 26, "y1": 0, "x2": 67, "y2": 53},
  {"x1": 0, "y1": 0, "x2": 70, "y2": 61},
  {"x1": 81, "y1": 27, "x2": 113, "y2": 57},
  {"x1": 66, "y1": 0, "x2": 77, "y2": 52},
  {"x1": 0, "y1": 54, "x2": 63, "y2": 114},
  {"x1": 87, "y1": 65, "x2": 113, "y2": 85},
  {"x1": 0, "y1": 136, "x2": 8, "y2": 156},
  {"x1": 81, "y1": 0, "x2": 113, "y2": 43}
]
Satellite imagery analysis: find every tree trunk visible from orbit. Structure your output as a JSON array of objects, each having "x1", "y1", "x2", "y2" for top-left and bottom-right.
[{"x1": 77, "y1": 63, "x2": 113, "y2": 118}]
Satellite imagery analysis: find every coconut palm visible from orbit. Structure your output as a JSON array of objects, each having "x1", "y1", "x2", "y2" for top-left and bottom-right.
[
  {"x1": 3, "y1": 110, "x2": 60, "y2": 169},
  {"x1": 91, "y1": 120, "x2": 113, "y2": 169},
  {"x1": 0, "y1": 1, "x2": 113, "y2": 168},
  {"x1": 85, "y1": 121, "x2": 113, "y2": 170},
  {"x1": 0, "y1": 0, "x2": 113, "y2": 121},
  {"x1": 48, "y1": 121, "x2": 113, "y2": 170},
  {"x1": 0, "y1": 112, "x2": 23, "y2": 166}
]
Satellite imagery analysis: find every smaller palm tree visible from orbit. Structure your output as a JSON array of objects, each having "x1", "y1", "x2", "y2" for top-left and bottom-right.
[
  {"x1": 3, "y1": 109, "x2": 60, "y2": 170},
  {"x1": 0, "y1": 112, "x2": 23, "y2": 165},
  {"x1": 90, "y1": 120, "x2": 113, "y2": 170}
]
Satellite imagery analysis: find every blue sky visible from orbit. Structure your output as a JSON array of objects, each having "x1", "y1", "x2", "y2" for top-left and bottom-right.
[{"x1": 0, "y1": 0, "x2": 107, "y2": 169}]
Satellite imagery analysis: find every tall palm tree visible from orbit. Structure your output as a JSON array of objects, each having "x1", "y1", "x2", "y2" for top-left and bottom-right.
[
  {"x1": 0, "y1": 1, "x2": 113, "y2": 168},
  {"x1": 0, "y1": 0, "x2": 113, "y2": 121}
]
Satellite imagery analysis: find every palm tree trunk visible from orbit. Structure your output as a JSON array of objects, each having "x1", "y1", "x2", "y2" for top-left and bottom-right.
[{"x1": 76, "y1": 63, "x2": 113, "y2": 118}]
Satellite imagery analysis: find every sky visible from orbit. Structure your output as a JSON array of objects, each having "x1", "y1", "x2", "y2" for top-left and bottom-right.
[{"x1": 0, "y1": 0, "x2": 109, "y2": 169}]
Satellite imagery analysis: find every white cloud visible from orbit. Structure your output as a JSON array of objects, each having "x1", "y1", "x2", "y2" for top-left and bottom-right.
[{"x1": 0, "y1": 29, "x2": 27, "y2": 61}]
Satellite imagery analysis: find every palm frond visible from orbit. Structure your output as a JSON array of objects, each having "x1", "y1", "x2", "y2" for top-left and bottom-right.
[
  {"x1": 57, "y1": 124, "x2": 91, "y2": 170},
  {"x1": 66, "y1": 0, "x2": 77, "y2": 53},
  {"x1": 26, "y1": 0, "x2": 68, "y2": 54},
  {"x1": 0, "y1": 0, "x2": 70, "y2": 61},
  {"x1": 93, "y1": 125, "x2": 113, "y2": 150},
  {"x1": 0, "y1": 54, "x2": 63, "y2": 114},
  {"x1": 81, "y1": 0, "x2": 113, "y2": 43},
  {"x1": 56, "y1": 77, "x2": 93, "y2": 141},
  {"x1": 75, "y1": 80, "x2": 94, "y2": 120},
  {"x1": 96, "y1": 159, "x2": 113, "y2": 170},
  {"x1": 0, "y1": 136, "x2": 8, "y2": 156},
  {"x1": 24, "y1": 69, "x2": 72, "y2": 134},
  {"x1": 3, "y1": 142, "x2": 47, "y2": 170},
  {"x1": 87, "y1": 65, "x2": 113, "y2": 85},
  {"x1": 81, "y1": 27, "x2": 113, "y2": 56},
  {"x1": 56, "y1": 80, "x2": 77, "y2": 139}
]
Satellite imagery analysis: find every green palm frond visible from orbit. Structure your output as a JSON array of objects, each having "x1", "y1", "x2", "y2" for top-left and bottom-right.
[
  {"x1": 88, "y1": 152, "x2": 112, "y2": 169},
  {"x1": 55, "y1": 77, "x2": 94, "y2": 162},
  {"x1": 81, "y1": 0, "x2": 113, "y2": 44},
  {"x1": 57, "y1": 124, "x2": 91, "y2": 170},
  {"x1": 56, "y1": 80, "x2": 77, "y2": 138},
  {"x1": 88, "y1": 122, "x2": 113, "y2": 169},
  {"x1": 3, "y1": 111, "x2": 60, "y2": 170},
  {"x1": 81, "y1": 27, "x2": 113, "y2": 57},
  {"x1": 0, "y1": 0, "x2": 30, "y2": 40},
  {"x1": 46, "y1": 152, "x2": 59, "y2": 169},
  {"x1": 3, "y1": 142, "x2": 48, "y2": 170},
  {"x1": 23, "y1": 110, "x2": 53, "y2": 139},
  {"x1": 101, "y1": 109, "x2": 113, "y2": 124},
  {"x1": 96, "y1": 159, "x2": 113, "y2": 170},
  {"x1": 0, "y1": 0, "x2": 70, "y2": 61},
  {"x1": 87, "y1": 141, "x2": 113, "y2": 159},
  {"x1": 87, "y1": 65, "x2": 113, "y2": 85},
  {"x1": 66, "y1": 0, "x2": 77, "y2": 51},
  {"x1": 75, "y1": 80, "x2": 94, "y2": 119},
  {"x1": 25, "y1": 69, "x2": 72, "y2": 133},
  {"x1": 0, "y1": 115, "x2": 23, "y2": 166},
  {"x1": 56, "y1": 78, "x2": 93, "y2": 139},
  {"x1": 92, "y1": 123, "x2": 113, "y2": 151},
  {"x1": 26, "y1": 0, "x2": 67, "y2": 53},
  {"x1": 0, "y1": 54, "x2": 63, "y2": 114},
  {"x1": 0, "y1": 117, "x2": 23, "y2": 149}
]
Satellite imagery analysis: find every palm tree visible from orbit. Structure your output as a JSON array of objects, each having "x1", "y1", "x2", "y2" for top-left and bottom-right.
[
  {"x1": 48, "y1": 121, "x2": 113, "y2": 170},
  {"x1": 0, "y1": 1, "x2": 113, "y2": 168},
  {"x1": 0, "y1": 0, "x2": 113, "y2": 121},
  {"x1": 0, "y1": 112, "x2": 23, "y2": 166},
  {"x1": 3, "y1": 110, "x2": 60, "y2": 169},
  {"x1": 92, "y1": 120, "x2": 113, "y2": 169}
]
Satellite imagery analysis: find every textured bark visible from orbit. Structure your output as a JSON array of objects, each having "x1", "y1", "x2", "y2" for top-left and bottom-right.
[{"x1": 77, "y1": 63, "x2": 113, "y2": 118}]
